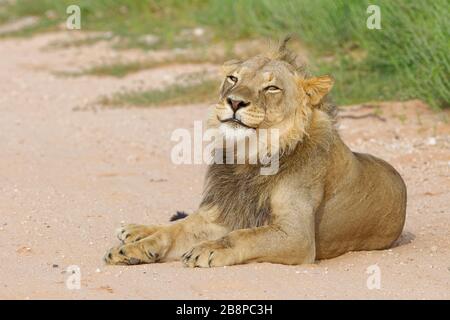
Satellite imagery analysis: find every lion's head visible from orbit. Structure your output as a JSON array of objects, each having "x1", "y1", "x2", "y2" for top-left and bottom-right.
[{"x1": 208, "y1": 38, "x2": 335, "y2": 154}]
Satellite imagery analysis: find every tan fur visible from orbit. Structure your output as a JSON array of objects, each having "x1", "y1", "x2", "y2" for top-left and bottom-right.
[{"x1": 104, "y1": 39, "x2": 407, "y2": 267}]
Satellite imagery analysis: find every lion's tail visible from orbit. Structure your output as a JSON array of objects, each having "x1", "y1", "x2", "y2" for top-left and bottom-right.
[{"x1": 170, "y1": 211, "x2": 189, "y2": 222}]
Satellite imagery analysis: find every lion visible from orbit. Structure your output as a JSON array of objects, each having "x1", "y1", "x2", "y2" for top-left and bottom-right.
[{"x1": 104, "y1": 38, "x2": 407, "y2": 267}]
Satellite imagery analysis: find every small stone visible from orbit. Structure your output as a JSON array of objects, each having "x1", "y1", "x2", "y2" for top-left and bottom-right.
[
  {"x1": 16, "y1": 246, "x2": 32, "y2": 254},
  {"x1": 426, "y1": 137, "x2": 437, "y2": 145},
  {"x1": 193, "y1": 27, "x2": 205, "y2": 37},
  {"x1": 52, "y1": 264, "x2": 59, "y2": 268},
  {"x1": 137, "y1": 34, "x2": 159, "y2": 46},
  {"x1": 95, "y1": 268, "x2": 101, "y2": 273}
]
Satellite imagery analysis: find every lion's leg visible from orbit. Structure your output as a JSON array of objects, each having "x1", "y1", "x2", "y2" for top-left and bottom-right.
[
  {"x1": 116, "y1": 224, "x2": 162, "y2": 244},
  {"x1": 182, "y1": 185, "x2": 320, "y2": 268},
  {"x1": 115, "y1": 213, "x2": 190, "y2": 244},
  {"x1": 181, "y1": 223, "x2": 315, "y2": 267},
  {"x1": 104, "y1": 207, "x2": 230, "y2": 265}
]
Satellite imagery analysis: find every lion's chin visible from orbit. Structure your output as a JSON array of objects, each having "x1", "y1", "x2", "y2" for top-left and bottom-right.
[{"x1": 219, "y1": 123, "x2": 256, "y2": 142}]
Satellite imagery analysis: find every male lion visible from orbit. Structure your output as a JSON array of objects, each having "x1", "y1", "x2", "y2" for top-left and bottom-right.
[{"x1": 104, "y1": 39, "x2": 407, "y2": 267}]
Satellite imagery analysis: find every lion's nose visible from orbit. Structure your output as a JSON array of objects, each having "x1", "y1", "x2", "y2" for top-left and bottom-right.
[{"x1": 227, "y1": 97, "x2": 250, "y2": 112}]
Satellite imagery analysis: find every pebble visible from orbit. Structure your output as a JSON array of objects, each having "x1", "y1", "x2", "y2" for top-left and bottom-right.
[
  {"x1": 137, "y1": 34, "x2": 159, "y2": 46},
  {"x1": 426, "y1": 137, "x2": 437, "y2": 145},
  {"x1": 193, "y1": 27, "x2": 205, "y2": 37}
]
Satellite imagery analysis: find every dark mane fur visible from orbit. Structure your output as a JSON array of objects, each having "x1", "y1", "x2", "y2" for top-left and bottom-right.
[{"x1": 200, "y1": 164, "x2": 274, "y2": 230}]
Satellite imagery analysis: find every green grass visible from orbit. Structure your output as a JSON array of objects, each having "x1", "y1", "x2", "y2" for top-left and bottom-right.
[
  {"x1": 1, "y1": 0, "x2": 448, "y2": 108},
  {"x1": 56, "y1": 46, "x2": 244, "y2": 78},
  {"x1": 56, "y1": 60, "x2": 165, "y2": 78},
  {"x1": 100, "y1": 77, "x2": 219, "y2": 107},
  {"x1": 57, "y1": 51, "x2": 229, "y2": 78},
  {"x1": 197, "y1": 0, "x2": 450, "y2": 109},
  {"x1": 44, "y1": 33, "x2": 114, "y2": 49},
  {"x1": 0, "y1": 0, "x2": 204, "y2": 45}
]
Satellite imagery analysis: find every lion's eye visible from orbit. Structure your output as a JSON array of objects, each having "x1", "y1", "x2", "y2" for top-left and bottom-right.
[
  {"x1": 226, "y1": 75, "x2": 238, "y2": 84},
  {"x1": 264, "y1": 85, "x2": 282, "y2": 93}
]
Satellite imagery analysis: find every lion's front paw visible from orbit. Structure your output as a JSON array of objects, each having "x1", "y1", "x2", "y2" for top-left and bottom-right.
[
  {"x1": 104, "y1": 238, "x2": 162, "y2": 265},
  {"x1": 116, "y1": 224, "x2": 160, "y2": 244},
  {"x1": 182, "y1": 240, "x2": 233, "y2": 268}
]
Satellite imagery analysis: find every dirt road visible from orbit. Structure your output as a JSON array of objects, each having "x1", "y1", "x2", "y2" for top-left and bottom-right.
[{"x1": 0, "y1": 32, "x2": 449, "y2": 299}]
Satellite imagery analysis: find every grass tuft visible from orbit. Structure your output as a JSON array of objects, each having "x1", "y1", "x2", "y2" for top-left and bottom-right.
[
  {"x1": 100, "y1": 77, "x2": 219, "y2": 107},
  {"x1": 60, "y1": 56, "x2": 209, "y2": 78}
]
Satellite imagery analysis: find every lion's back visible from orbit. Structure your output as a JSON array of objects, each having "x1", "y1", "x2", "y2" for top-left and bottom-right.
[{"x1": 315, "y1": 151, "x2": 407, "y2": 259}]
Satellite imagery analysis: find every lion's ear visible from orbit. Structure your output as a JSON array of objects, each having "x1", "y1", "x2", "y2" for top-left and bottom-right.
[
  {"x1": 300, "y1": 75, "x2": 334, "y2": 105},
  {"x1": 222, "y1": 59, "x2": 242, "y2": 75}
]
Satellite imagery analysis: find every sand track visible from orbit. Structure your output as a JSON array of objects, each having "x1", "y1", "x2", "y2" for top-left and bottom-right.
[{"x1": 0, "y1": 33, "x2": 449, "y2": 299}]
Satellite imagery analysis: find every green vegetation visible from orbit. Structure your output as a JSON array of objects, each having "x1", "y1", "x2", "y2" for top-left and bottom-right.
[
  {"x1": 57, "y1": 52, "x2": 231, "y2": 78},
  {"x1": 58, "y1": 60, "x2": 174, "y2": 78},
  {"x1": 198, "y1": 0, "x2": 449, "y2": 109},
  {"x1": 1, "y1": 0, "x2": 448, "y2": 108},
  {"x1": 99, "y1": 76, "x2": 219, "y2": 107},
  {"x1": 0, "y1": 1, "x2": 199, "y2": 39},
  {"x1": 44, "y1": 33, "x2": 113, "y2": 49}
]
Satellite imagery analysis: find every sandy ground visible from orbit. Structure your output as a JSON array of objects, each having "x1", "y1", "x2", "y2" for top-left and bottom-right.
[{"x1": 0, "y1": 32, "x2": 449, "y2": 300}]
